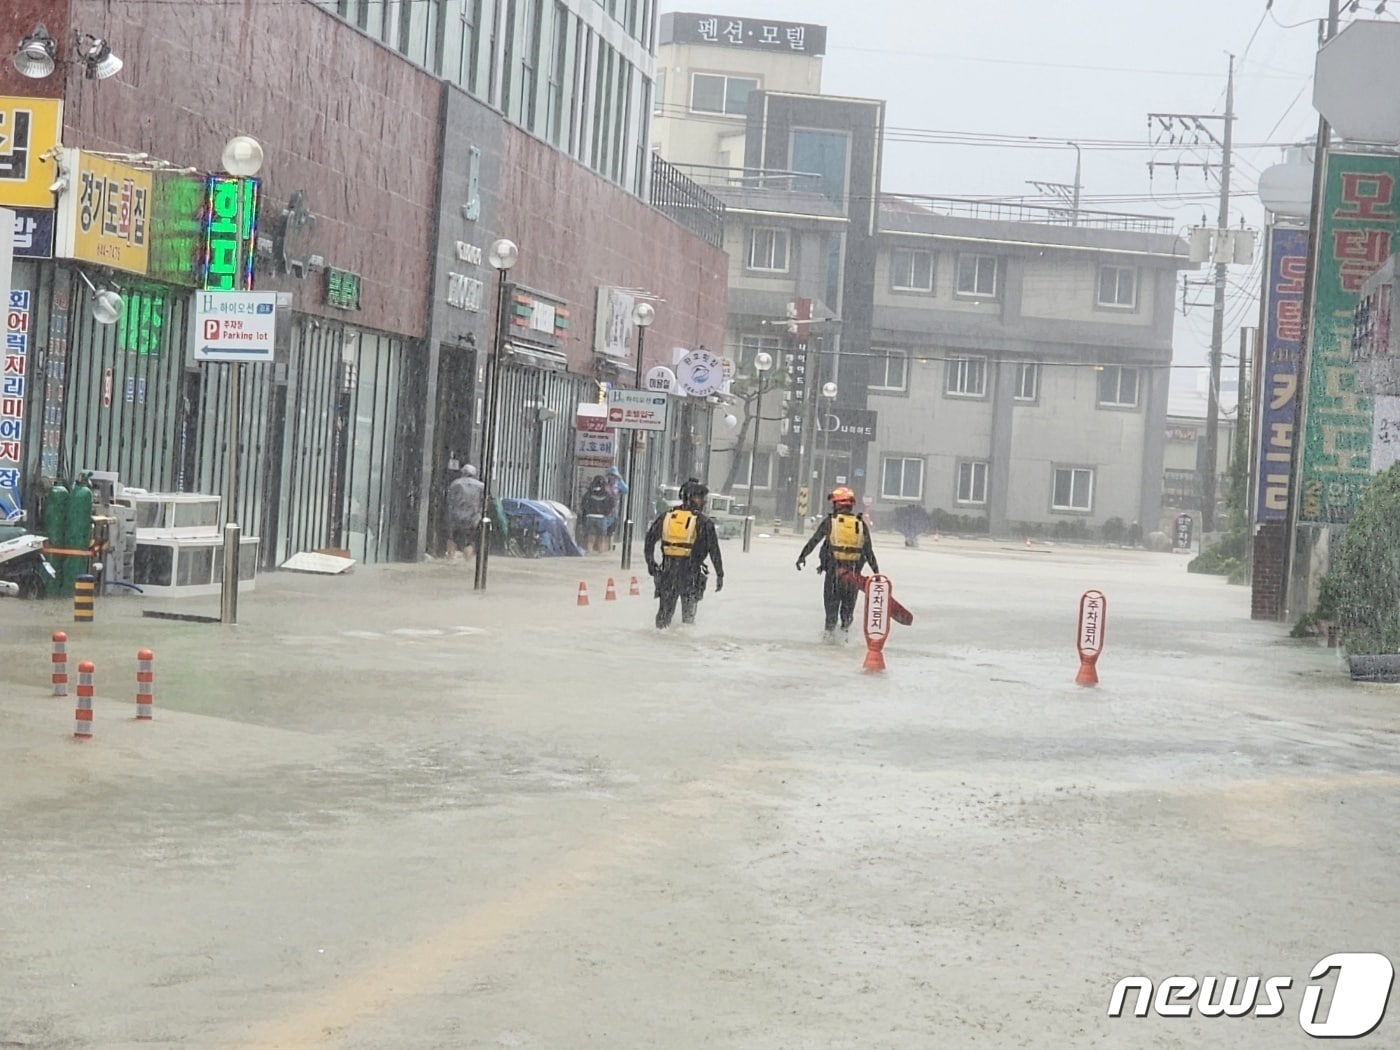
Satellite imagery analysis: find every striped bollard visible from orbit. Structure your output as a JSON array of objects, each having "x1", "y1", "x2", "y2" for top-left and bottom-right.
[
  {"x1": 74, "y1": 660, "x2": 95, "y2": 740},
  {"x1": 51, "y1": 631, "x2": 68, "y2": 696},
  {"x1": 74, "y1": 574, "x2": 95, "y2": 623},
  {"x1": 136, "y1": 649, "x2": 154, "y2": 720}
]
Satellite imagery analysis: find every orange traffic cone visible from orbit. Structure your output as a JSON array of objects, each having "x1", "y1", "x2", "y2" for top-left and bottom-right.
[
  {"x1": 576, "y1": 581, "x2": 590, "y2": 606},
  {"x1": 605, "y1": 578, "x2": 618, "y2": 601},
  {"x1": 629, "y1": 576, "x2": 640, "y2": 596},
  {"x1": 932, "y1": 531, "x2": 940, "y2": 543},
  {"x1": 1025, "y1": 537, "x2": 1033, "y2": 548}
]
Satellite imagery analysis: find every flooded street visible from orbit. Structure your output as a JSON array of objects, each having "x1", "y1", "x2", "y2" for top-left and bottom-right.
[{"x1": 2, "y1": 535, "x2": 1396, "y2": 1048}]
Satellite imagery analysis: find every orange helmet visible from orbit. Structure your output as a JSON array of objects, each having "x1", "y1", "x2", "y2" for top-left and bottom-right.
[{"x1": 829, "y1": 486, "x2": 855, "y2": 508}]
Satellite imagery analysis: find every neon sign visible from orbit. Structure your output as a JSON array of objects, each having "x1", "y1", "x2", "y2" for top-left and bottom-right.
[{"x1": 201, "y1": 175, "x2": 259, "y2": 290}]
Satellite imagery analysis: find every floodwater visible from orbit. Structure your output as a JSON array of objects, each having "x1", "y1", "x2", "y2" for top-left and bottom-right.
[{"x1": 1, "y1": 534, "x2": 1395, "y2": 1048}]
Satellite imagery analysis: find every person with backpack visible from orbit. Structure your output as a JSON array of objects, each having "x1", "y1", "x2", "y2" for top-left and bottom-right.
[
  {"x1": 643, "y1": 478, "x2": 724, "y2": 629},
  {"x1": 580, "y1": 474, "x2": 615, "y2": 554},
  {"x1": 795, "y1": 486, "x2": 879, "y2": 641}
]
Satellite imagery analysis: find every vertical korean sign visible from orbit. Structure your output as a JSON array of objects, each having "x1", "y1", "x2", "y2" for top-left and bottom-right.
[
  {"x1": 0, "y1": 207, "x2": 25, "y2": 521},
  {"x1": 1255, "y1": 226, "x2": 1308, "y2": 523},
  {"x1": 1300, "y1": 152, "x2": 1400, "y2": 522}
]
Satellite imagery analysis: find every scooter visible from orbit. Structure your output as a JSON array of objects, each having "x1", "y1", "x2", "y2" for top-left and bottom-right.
[{"x1": 0, "y1": 532, "x2": 57, "y2": 599}]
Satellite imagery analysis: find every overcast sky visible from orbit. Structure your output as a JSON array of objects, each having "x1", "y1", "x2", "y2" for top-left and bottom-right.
[{"x1": 667, "y1": 0, "x2": 1357, "y2": 413}]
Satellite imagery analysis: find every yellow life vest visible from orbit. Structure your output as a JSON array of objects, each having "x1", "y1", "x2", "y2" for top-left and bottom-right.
[
  {"x1": 830, "y1": 513, "x2": 864, "y2": 562},
  {"x1": 661, "y1": 509, "x2": 698, "y2": 557}
]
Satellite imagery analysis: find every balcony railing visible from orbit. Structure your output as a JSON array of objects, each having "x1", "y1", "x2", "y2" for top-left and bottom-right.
[
  {"x1": 664, "y1": 163, "x2": 827, "y2": 195},
  {"x1": 649, "y1": 155, "x2": 726, "y2": 249}
]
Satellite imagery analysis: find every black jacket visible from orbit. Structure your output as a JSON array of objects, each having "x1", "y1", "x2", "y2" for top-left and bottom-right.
[
  {"x1": 799, "y1": 512, "x2": 879, "y2": 573},
  {"x1": 644, "y1": 506, "x2": 724, "y2": 578}
]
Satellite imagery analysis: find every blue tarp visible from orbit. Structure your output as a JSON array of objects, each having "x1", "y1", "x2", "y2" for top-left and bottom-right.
[{"x1": 500, "y1": 498, "x2": 585, "y2": 557}]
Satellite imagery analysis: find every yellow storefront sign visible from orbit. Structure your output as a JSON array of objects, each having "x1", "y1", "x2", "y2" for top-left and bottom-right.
[
  {"x1": 55, "y1": 149, "x2": 151, "y2": 275},
  {"x1": 0, "y1": 96, "x2": 63, "y2": 208}
]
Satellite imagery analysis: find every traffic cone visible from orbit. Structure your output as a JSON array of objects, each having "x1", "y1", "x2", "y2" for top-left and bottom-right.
[
  {"x1": 932, "y1": 531, "x2": 940, "y2": 543},
  {"x1": 629, "y1": 576, "x2": 640, "y2": 596},
  {"x1": 605, "y1": 578, "x2": 618, "y2": 601},
  {"x1": 576, "y1": 581, "x2": 590, "y2": 606},
  {"x1": 1026, "y1": 537, "x2": 1033, "y2": 548}
]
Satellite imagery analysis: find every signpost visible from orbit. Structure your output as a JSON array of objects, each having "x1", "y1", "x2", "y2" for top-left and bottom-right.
[
  {"x1": 1173, "y1": 512, "x2": 1194, "y2": 555},
  {"x1": 606, "y1": 389, "x2": 668, "y2": 431},
  {"x1": 193, "y1": 291, "x2": 277, "y2": 363},
  {"x1": 862, "y1": 573, "x2": 893, "y2": 672}
]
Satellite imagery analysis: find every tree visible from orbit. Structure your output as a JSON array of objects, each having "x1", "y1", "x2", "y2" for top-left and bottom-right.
[
  {"x1": 1334, "y1": 463, "x2": 1400, "y2": 654},
  {"x1": 716, "y1": 366, "x2": 787, "y2": 496}
]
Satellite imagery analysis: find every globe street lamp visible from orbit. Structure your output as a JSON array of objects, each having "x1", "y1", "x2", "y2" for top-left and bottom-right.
[
  {"x1": 743, "y1": 351, "x2": 774, "y2": 552},
  {"x1": 474, "y1": 237, "x2": 519, "y2": 591},
  {"x1": 819, "y1": 381, "x2": 838, "y2": 505},
  {"x1": 620, "y1": 300, "x2": 655, "y2": 570}
]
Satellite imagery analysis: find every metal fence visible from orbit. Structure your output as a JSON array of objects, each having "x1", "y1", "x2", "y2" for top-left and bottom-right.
[
  {"x1": 883, "y1": 194, "x2": 1175, "y2": 235},
  {"x1": 648, "y1": 155, "x2": 726, "y2": 249}
]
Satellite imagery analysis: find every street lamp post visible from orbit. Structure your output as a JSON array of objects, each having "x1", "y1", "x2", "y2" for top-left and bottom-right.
[
  {"x1": 473, "y1": 237, "x2": 519, "y2": 591},
  {"x1": 218, "y1": 134, "x2": 263, "y2": 626},
  {"x1": 620, "y1": 300, "x2": 655, "y2": 570},
  {"x1": 743, "y1": 351, "x2": 774, "y2": 552},
  {"x1": 818, "y1": 381, "x2": 838, "y2": 504}
]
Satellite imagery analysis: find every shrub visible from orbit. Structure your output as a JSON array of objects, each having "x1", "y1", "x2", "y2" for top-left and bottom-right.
[
  {"x1": 1334, "y1": 464, "x2": 1400, "y2": 654},
  {"x1": 1102, "y1": 516, "x2": 1126, "y2": 544}
]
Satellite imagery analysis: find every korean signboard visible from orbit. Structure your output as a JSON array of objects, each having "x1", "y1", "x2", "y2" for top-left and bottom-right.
[
  {"x1": 201, "y1": 175, "x2": 258, "y2": 291},
  {"x1": 595, "y1": 286, "x2": 638, "y2": 360},
  {"x1": 1255, "y1": 226, "x2": 1308, "y2": 524},
  {"x1": 663, "y1": 14, "x2": 826, "y2": 54},
  {"x1": 0, "y1": 97, "x2": 63, "y2": 209},
  {"x1": 11, "y1": 208, "x2": 54, "y2": 259},
  {"x1": 0, "y1": 219, "x2": 22, "y2": 521},
  {"x1": 193, "y1": 291, "x2": 277, "y2": 363},
  {"x1": 816, "y1": 406, "x2": 877, "y2": 440},
  {"x1": 53, "y1": 150, "x2": 152, "y2": 275},
  {"x1": 606, "y1": 389, "x2": 668, "y2": 431},
  {"x1": 1173, "y1": 512, "x2": 1194, "y2": 552},
  {"x1": 1299, "y1": 152, "x2": 1400, "y2": 522},
  {"x1": 575, "y1": 403, "x2": 614, "y2": 469}
]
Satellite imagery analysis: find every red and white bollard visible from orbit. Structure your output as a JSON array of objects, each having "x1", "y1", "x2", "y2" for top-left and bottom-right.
[
  {"x1": 51, "y1": 631, "x2": 68, "y2": 696},
  {"x1": 605, "y1": 578, "x2": 618, "y2": 601},
  {"x1": 136, "y1": 649, "x2": 154, "y2": 720},
  {"x1": 629, "y1": 576, "x2": 640, "y2": 597},
  {"x1": 74, "y1": 660, "x2": 95, "y2": 740}
]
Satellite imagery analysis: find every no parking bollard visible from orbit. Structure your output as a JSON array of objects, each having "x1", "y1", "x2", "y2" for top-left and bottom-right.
[
  {"x1": 862, "y1": 574, "x2": 893, "y2": 673},
  {"x1": 1076, "y1": 589, "x2": 1107, "y2": 686}
]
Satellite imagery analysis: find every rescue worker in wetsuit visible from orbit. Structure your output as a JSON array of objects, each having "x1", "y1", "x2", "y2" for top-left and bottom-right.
[
  {"x1": 796, "y1": 486, "x2": 879, "y2": 640},
  {"x1": 644, "y1": 478, "x2": 725, "y2": 629}
]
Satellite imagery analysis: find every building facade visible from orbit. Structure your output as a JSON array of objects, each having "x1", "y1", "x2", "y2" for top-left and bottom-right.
[
  {"x1": 0, "y1": 0, "x2": 727, "y2": 566},
  {"x1": 650, "y1": 12, "x2": 1193, "y2": 537}
]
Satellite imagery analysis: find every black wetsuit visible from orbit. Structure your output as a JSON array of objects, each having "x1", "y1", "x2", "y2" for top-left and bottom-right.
[
  {"x1": 644, "y1": 506, "x2": 725, "y2": 628},
  {"x1": 798, "y1": 512, "x2": 879, "y2": 631}
]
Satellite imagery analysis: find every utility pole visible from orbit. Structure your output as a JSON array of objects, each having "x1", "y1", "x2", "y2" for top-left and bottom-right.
[
  {"x1": 1203, "y1": 54, "x2": 1235, "y2": 534},
  {"x1": 1149, "y1": 54, "x2": 1236, "y2": 533}
]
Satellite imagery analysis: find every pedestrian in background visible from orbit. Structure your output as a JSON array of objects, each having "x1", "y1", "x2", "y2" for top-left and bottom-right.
[
  {"x1": 445, "y1": 464, "x2": 484, "y2": 563},
  {"x1": 604, "y1": 465, "x2": 629, "y2": 549},
  {"x1": 581, "y1": 474, "x2": 615, "y2": 554}
]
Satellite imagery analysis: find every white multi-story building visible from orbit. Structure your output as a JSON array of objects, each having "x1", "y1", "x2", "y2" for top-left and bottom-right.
[{"x1": 654, "y1": 11, "x2": 1194, "y2": 537}]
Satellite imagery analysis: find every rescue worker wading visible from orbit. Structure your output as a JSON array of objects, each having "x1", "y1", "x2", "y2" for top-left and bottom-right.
[
  {"x1": 644, "y1": 479, "x2": 725, "y2": 629},
  {"x1": 796, "y1": 486, "x2": 879, "y2": 641}
]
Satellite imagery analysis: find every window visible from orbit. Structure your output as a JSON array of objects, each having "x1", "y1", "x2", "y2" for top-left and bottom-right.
[
  {"x1": 956, "y1": 461, "x2": 988, "y2": 505},
  {"x1": 870, "y1": 349, "x2": 908, "y2": 392},
  {"x1": 1014, "y1": 361, "x2": 1040, "y2": 402},
  {"x1": 882, "y1": 457, "x2": 924, "y2": 500},
  {"x1": 946, "y1": 354, "x2": 988, "y2": 397},
  {"x1": 690, "y1": 72, "x2": 758, "y2": 116},
  {"x1": 738, "y1": 333, "x2": 782, "y2": 374},
  {"x1": 652, "y1": 67, "x2": 665, "y2": 113},
  {"x1": 1053, "y1": 467, "x2": 1094, "y2": 511},
  {"x1": 956, "y1": 254, "x2": 999, "y2": 298},
  {"x1": 1098, "y1": 265, "x2": 1138, "y2": 308},
  {"x1": 890, "y1": 248, "x2": 934, "y2": 292},
  {"x1": 747, "y1": 227, "x2": 790, "y2": 273},
  {"x1": 737, "y1": 449, "x2": 773, "y2": 489},
  {"x1": 1097, "y1": 365, "x2": 1140, "y2": 408}
]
